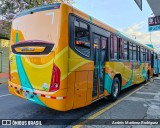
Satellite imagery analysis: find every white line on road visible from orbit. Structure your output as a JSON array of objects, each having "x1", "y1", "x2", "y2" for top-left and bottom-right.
[
  {"x1": 0, "y1": 94, "x2": 11, "y2": 98},
  {"x1": 136, "y1": 91, "x2": 160, "y2": 95}
]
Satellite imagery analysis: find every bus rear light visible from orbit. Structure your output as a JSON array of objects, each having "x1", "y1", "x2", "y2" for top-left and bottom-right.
[{"x1": 49, "y1": 64, "x2": 60, "y2": 92}]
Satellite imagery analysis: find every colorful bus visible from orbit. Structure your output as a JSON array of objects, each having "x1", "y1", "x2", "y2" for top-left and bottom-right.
[
  {"x1": 158, "y1": 54, "x2": 160, "y2": 74},
  {"x1": 154, "y1": 52, "x2": 159, "y2": 76},
  {"x1": 9, "y1": 3, "x2": 154, "y2": 111},
  {"x1": 146, "y1": 44, "x2": 160, "y2": 76}
]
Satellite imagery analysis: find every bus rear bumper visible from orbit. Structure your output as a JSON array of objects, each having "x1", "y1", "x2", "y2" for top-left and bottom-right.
[{"x1": 8, "y1": 81, "x2": 68, "y2": 111}]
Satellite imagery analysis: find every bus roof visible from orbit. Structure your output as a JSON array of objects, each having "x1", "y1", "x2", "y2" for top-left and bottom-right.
[
  {"x1": 71, "y1": 4, "x2": 153, "y2": 51},
  {"x1": 15, "y1": 3, "x2": 61, "y2": 19},
  {"x1": 14, "y1": 2, "x2": 154, "y2": 51}
]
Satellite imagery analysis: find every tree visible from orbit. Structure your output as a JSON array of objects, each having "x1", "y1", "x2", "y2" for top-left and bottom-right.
[{"x1": 0, "y1": 0, "x2": 74, "y2": 38}]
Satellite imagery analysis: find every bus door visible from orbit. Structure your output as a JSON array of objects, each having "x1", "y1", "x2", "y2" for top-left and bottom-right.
[{"x1": 92, "y1": 34, "x2": 107, "y2": 99}]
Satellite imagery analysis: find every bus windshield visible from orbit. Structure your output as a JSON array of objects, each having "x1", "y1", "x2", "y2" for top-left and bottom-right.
[{"x1": 10, "y1": 4, "x2": 61, "y2": 46}]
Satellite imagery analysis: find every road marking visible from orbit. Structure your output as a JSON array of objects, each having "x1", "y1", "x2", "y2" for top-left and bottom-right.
[
  {"x1": 136, "y1": 91, "x2": 160, "y2": 95},
  {"x1": 0, "y1": 94, "x2": 11, "y2": 98},
  {"x1": 73, "y1": 85, "x2": 144, "y2": 128},
  {"x1": 0, "y1": 82, "x2": 8, "y2": 85}
]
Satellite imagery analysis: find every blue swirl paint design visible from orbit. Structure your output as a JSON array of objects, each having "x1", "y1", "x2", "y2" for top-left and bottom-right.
[{"x1": 15, "y1": 31, "x2": 46, "y2": 106}]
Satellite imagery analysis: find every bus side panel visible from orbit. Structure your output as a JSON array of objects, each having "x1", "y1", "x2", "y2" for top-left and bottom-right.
[
  {"x1": 133, "y1": 62, "x2": 140, "y2": 84},
  {"x1": 85, "y1": 71, "x2": 93, "y2": 106},
  {"x1": 68, "y1": 48, "x2": 94, "y2": 109},
  {"x1": 105, "y1": 62, "x2": 133, "y2": 91},
  {"x1": 73, "y1": 71, "x2": 88, "y2": 108},
  {"x1": 65, "y1": 72, "x2": 75, "y2": 110},
  {"x1": 105, "y1": 61, "x2": 149, "y2": 93}
]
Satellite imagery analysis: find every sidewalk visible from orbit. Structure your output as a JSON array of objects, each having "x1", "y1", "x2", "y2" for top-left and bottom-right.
[
  {"x1": 0, "y1": 72, "x2": 8, "y2": 84},
  {"x1": 75, "y1": 78, "x2": 160, "y2": 127}
]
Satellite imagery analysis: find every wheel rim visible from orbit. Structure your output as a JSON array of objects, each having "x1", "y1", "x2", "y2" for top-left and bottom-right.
[{"x1": 113, "y1": 82, "x2": 119, "y2": 97}]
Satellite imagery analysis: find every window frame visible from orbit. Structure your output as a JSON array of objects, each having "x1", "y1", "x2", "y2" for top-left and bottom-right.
[
  {"x1": 110, "y1": 34, "x2": 118, "y2": 60},
  {"x1": 133, "y1": 44, "x2": 137, "y2": 61},
  {"x1": 74, "y1": 19, "x2": 91, "y2": 58},
  {"x1": 140, "y1": 47, "x2": 144, "y2": 62},
  {"x1": 129, "y1": 42, "x2": 133, "y2": 61},
  {"x1": 123, "y1": 40, "x2": 128, "y2": 60},
  {"x1": 119, "y1": 38, "x2": 125, "y2": 60},
  {"x1": 143, "y1": 48, "x2": 146, "y2": 62}
]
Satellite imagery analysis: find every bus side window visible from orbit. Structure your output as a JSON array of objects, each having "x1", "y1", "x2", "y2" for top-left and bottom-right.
[
  {"x1": 129, "y1": 43, "x2": 133, "y2": 60},
  {"x1": 110, "y1": 36, "x2": 114, "y2": 59},
  {"x1": 133, "y1": 44, "x2": 136, "y2": 60},
  {"x1": 137, "y1": 46, "x2": 140, "y2": 61},
  {"x1": 124, "y1": 41, "x2": 128, "y2": 60},
  {"x1": 110, "y1": 35, "x2": 118, "y2": 60},
  {"x1": 119, "y1": 38, "x2": 124, "y2": 59},
  {"x1": 141, "y1": 47, "x2": 144, "y2": 62},
  {"x1": 146, "y1": 50, "x2": 148, "y2": 61},
  {"x1": 74, "y1": 20, "x2": 90, "y2": 57},
  {"x1": 148, "y1": 51, "x2": 151, "y2": 61},
  {"x1": 113, "y1": 35, "x2": 118, "y2": 59},
  {"x1": 101, "y1": 37, "x2": 107, "y2": 63},
  {"x1": 143, "y1": 49, "x2": 146, "y2": 62}
]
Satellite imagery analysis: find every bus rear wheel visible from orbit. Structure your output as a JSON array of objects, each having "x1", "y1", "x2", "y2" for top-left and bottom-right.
[
  {"x1": 109, "y1": 77, "x2": 120, "y2": 102},
  {"x1": 145, "y1": 71, "x2": 150, "y2": 83},
  {"x1": 156, "y1": 70, "x2": 159, "y2": 77}
]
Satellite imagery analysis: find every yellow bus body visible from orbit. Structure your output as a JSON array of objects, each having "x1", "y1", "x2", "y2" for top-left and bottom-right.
[{"x1": 8, "y1": 3, "x2": 153, "y2": 111}]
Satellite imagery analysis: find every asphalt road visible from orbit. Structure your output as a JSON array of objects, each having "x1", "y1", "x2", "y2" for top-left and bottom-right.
[{"x1": 0, "y1": 79, "x2": 159, "y2": 128}]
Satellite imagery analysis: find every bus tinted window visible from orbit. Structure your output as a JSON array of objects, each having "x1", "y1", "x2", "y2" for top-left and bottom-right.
[
  {"x1": 133, "y1": 44, "x2": 136, "y2": 60},
  {"x1": 141, "y1": 47, "x2": 143, "y2": 62},
  {"x1": 114, "y1": 35, "x2": 118, "y2": 59},
  {"x1": 143, "y1": 49, "x2": 146, "y2": 61},
  {"x1": 129, "y1": 43, "x2": 133, "y2": 60},
  {"x1": 101, "y1": 37, "x2": 107, "y2": 62},
  {"x1": 124, "y1": 41, "x2": 128, "y2": 60},
  {"x1": 137, "y1": 46, "x2": 140, "y2": 61},
  {"x1": 146, "y1": 50, "x2": 148, "y2": 61},
  {"x1": 148, "y1": 51, "x2": 151, "y2": 61},
  {"x1": 110, "y1": 36, "x2": 114, "y2": 59},
  {"x1": 74, "y1": 20, "x2": 90, "y2": 57},
  {"x1": 119, "y1": 38, "x2": 124, "y2": 59},
  {"x1": 110, "y1": 35, "x2": 117, "y2": 60}
]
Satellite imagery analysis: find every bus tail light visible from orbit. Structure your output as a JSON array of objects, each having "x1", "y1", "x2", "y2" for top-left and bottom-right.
[{"x1": 49, "y1": 64, "x2": 60, "y2": 92}]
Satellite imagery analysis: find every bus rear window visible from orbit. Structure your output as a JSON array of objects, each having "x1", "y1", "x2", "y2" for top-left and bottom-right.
[{"x1": 74, "y1": 20, "x2": 90, "y2": 57}]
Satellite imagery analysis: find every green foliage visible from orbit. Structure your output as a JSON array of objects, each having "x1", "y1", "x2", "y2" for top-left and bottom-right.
[{"x1": 0, "y1": 33, "x2": 10, "y2": 39}]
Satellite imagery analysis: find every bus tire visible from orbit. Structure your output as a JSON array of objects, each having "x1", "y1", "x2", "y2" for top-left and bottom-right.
[
  {"x1": 156, "y1": 72, "x2": 159, "y2": 77},
  {"x1": 145, "y1": 71, "x2": 150, "y2": 83},
  {"x1": 109, "y1": 77, "x2": 120, "y2": 102}
]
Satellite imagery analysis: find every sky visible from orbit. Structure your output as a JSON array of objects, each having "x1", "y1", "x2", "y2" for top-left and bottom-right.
[{"x1": 73, "y1": 0, "x2": 160, "y2": 48}]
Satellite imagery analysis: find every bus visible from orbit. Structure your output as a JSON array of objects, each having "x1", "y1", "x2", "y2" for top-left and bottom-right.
[
  {"x1": 146, "y1": 44, "x2": 160, "y2": 76},
  {"x1": 158, "y1": 54, "x2": 160, "y2": 74},
  {"x1": 9, "y1": 3, "x2": 154, "y2": 111},
  {"x1": 154, "y1": 52, "x2": 159, "y2": 76}
]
